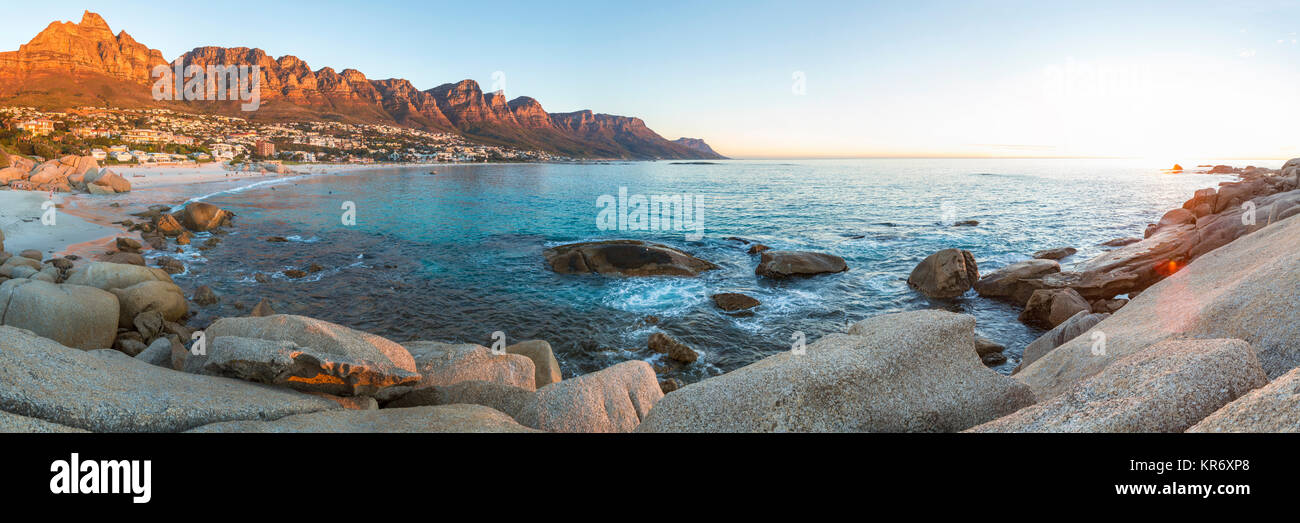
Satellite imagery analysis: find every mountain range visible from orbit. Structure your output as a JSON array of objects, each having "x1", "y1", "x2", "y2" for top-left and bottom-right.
[{"x1": 0, "y1": 11, "x2": 724, "y2": 160}]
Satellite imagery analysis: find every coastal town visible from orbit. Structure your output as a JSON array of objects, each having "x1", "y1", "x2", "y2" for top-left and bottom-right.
[{"x1": 0, "y1": 105, "x2": 571, "y2": 167}]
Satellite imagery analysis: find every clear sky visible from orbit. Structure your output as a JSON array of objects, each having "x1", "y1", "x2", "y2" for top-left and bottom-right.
[{"x1": 4, "y1": 1, "x2": 1299, "y2": 159}]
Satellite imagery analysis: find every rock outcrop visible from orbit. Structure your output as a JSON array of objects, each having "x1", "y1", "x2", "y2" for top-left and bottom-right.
[
  {"x1": 505, "y1": 340, "x2": 562, "y2": 387},
  {"x1": 110, "y1": 280, "x2": 187, "y2": 327},
  {"x1": 0, "y1": 150, "x2": 129, "y2": 194},
  {"x1": 194, "y1": 336, "x2": 421, "y2": 396},
  {"x1": 516, "y1": 360, "x2": 662, "y2": 433},
  {"x1": 0, "y1": 410, "x2": 88, "y2": 433},
  {"x1": 907, "y1": 249, "x2": 978, "y2": 299},
  {"x1": 636, "y1": 310, "x2": 1034, "y2": 432},
  {"x1": 205, "y1": 315, "x2": 419, "y2": 395},
  {"x1": 1032, "y1": 247, "x2": 1076, "y2": 260},
  {"x1": 1016, "y1": 212, "x2": 1300, "y2": 400},
  {"x1": 1019, "y1": 310, "x2": 1109, "y2": 369},
  {"x1": 385, "y1": 380, "x2": 535, "y2": 417},
  {"x1": 647, "y1": 332, "x2": 699, "y2": 363},
  {"x1": 174, "y1": 202, "x2": 233, "y2": 232},
  {"x1": 1018, "y1": 288, "x2": 1090, "y2": 329},
  {"x1": 389, "y1": 341, "x2": 536, "y2": 398},
  {"x1": 754, "y1": 250, "x2": 848, "y2": 279},
  {"x1": 63, "y1": 261, "x2": 172, "y2": 291},
  {"x1": 0, "y1": 279, "x2": 119, "y2": 349},
  {"x1": 711, "y1": 292, "x2": 760, "y2": 312},
  {"x1": 974, "y1": 258, "x2": 1060, "y2": 305},
  {"x1": 388, "y1": 360, "x2": 662, "y2": 433},
  {"x1": 187, "y1": 404, "x2": 538, "y2": 433},
  {"x1": 1188, "y1": 367, "x2": 1300, "y2": 432},
  {"x1": 970, "y1": 339, "x2": 1265, "y2": 432},
  {"x1": 0, "y1": 326, "x2": 339, "y2": 432},
  {"x1": 544, "y1": 240, "x2": 718, "y2": 277},
  {"x1": 1025, "y1": 185, "x2": 1300, "y2": 302}
]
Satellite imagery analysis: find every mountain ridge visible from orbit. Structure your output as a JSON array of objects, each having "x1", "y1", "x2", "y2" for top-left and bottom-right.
[{"x1": 0, "y1": 11, "x2": 725, "y2": 160}]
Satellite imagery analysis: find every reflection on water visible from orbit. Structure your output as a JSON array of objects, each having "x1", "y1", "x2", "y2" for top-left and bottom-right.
[{"x1": 72, "y1": 159, "x2": 1263, "y2": 383}]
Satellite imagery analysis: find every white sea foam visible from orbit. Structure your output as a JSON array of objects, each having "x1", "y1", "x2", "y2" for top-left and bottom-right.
[
  {"x1": 167, "y1": 175, "x2": 314, "y2": 213},
  {"x1": 599, "y1": 278, "x2": 709, "y2": 316}
]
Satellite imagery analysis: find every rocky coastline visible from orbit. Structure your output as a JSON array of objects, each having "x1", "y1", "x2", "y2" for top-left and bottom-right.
[{"x1": 2, "y1": 158, "x2": 1299, "y2": 433}]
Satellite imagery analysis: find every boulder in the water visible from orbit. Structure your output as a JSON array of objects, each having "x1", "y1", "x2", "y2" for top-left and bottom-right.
[{"x1": 544, "y1": 240, "x2": 718, "y2": 277}]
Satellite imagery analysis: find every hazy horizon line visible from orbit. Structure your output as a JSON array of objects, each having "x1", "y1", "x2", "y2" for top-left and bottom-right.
[{"x1": 718, "y1": 155, "x2": 1295, "y2": 161}]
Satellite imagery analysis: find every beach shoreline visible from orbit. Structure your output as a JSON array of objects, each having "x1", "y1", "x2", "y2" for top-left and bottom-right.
[{"x1": 0, "y1": 161, "x2": 463, "y2": 260}]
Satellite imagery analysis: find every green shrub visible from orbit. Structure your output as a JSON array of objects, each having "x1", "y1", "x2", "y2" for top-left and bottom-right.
[{"x1": 34, "y1": 143, "x2": 58, "y2": 160}]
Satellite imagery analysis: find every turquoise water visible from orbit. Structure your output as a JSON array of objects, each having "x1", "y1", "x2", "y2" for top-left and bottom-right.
[{"x1": 96, "y1": 159, "x2": 1268, "y2": 383}]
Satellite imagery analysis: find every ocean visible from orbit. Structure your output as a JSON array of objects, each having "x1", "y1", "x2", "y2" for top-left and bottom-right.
[{"x1": 75, "y1": 158, "x2": 1275, "y2": 384}]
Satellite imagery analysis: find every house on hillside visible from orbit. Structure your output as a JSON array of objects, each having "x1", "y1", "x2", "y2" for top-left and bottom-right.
[{"x1": 14, "y1": 119, "x2": 54, "y2": 136}]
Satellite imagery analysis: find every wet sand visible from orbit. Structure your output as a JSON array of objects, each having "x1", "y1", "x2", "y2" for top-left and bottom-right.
[{"x1": 0, "y1": 191, "x2": 121, "y2": 258}]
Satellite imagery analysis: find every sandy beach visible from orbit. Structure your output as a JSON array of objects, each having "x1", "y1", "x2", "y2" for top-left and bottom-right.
[
  {"x1": 108, "y1": 161, "x2": 448, "y2": 190},
  {"x1": 0, "y1": 191, "x2": 121, "y2": 258},
  {"x1": 0, "y1": 161, "x2": 451, "y2": 259}
]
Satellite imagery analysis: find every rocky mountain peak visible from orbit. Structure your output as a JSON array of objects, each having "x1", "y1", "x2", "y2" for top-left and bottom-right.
[
  {"x1": 672, "y1": 138, "x2": 723, "y2": 158},
  {"x1": 1, "y1": 13, "x2": 721, "y2": 160},
  {"x1": 78, "y1": 11, "x2": 115, "y2": 39}
]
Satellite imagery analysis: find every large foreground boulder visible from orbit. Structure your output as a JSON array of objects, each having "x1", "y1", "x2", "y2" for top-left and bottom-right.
[
  {"x1": 1016, "y1": 214, "x2": 1300, "y2": 400},
  {"x1": 385, "y1": 380, "x2": 536, "y2": 417},
  {"x1": 187, "y1": 404, "x2": 538, "y2": 433},
  {"x1": 907, "y1": 249, "x2": 978, "y2": 299},
  {"x1": 0, "y1": 410, "x2": 87, "y2": 433},
  {"x1": 1187, "y1": 367, "x2": 1300, "y2": 432},
  {"x1": 636, "y1": 310, "x2": 1035, "y2": 432},
  {"x1": 544, "y1": 240, "x2": 718, "y2": 276},
  {"x1": 0, "y1": 279, "x2": 119, "y2": 349},
  {"x1": 754, "y1": 250, "x2": 848, "y2": 278},
  {"x1": 0, "y1": 326, "x2": 339, "y2": 432},
  {"x1": 205, "y1": 315, "x2": 419, "y2": 395},
  {"x1": 110, "y1": 280, "x2": 188, "y2": 327},
  {"x1": 505, "y1": 340, "x2": 563, "y2": 387},
  {"x1": 970, "y1": 339, "x2": 1265, "y2": 432},
  {"x1": 1283, "y1": 157, "x2": 1299, "y2": 179},
  {"x1": 196, "y1": 336, "x2": 421, "y2": 396},
  {"x1": 393, "y1": 342, "x2": 536, "y2": 395},
  {"x1": 974, "y1": 259, "x2": 1060, "y2": 304},
  {"x1": 387, "y1": 360, "x2": 661, "y2": 433},
  {"x1": 64, "y1": 261, "x2": 172, "y2": 291},
  {"x1": 0, "y1": 255, "x2": 41, "y2": 278},
  {"x1": 1019, "y1": 310, "x2": 1109, "y2": 369},
  {"x1": 516, "y1": 360, "x2": 662, "y2": 432}
]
